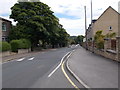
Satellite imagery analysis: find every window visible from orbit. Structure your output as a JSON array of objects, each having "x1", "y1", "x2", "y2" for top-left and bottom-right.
[
  {"x1": 109, "y1": 26, "x2": 112, "y2": 30},
  {"x1": 2, "y1": 36, "x2": 7, "y2": 41},
  {"x1": 2, "y1": 22, "x2": 7, "y2": 31}
]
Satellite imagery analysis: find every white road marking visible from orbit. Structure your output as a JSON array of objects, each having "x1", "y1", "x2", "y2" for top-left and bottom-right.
[
  {"x1": 16, "y1": 58, "x2": 25, "y2": 62},
  {"x1": 28, "y1": 57, "x2": 35, "y2": 60},
  {"x1": 66, "y1": 54, "x2": 90, "y2": 88},
  {"x1": 48, "y1": 51, "x2": 71, "y2": 78}
]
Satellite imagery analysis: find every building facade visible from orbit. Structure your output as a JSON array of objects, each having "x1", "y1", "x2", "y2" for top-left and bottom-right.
[
  {"x1": 86, "y1": 20, "x2": 97, "y2": 41},
  {"x1": 0, "y1": 17, "x2": 12, "y2": 41},
  {"x1": 92, "y1": 6, "x2": 119, "y2": 37},
  {"x1": 85, "y1": 6, "x2": 120, "y2": 61}
]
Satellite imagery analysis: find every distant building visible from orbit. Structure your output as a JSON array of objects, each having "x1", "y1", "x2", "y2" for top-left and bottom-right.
[
  {"x1": 86, "y1": 19, "x2": 97, "y2": 41},
  {"x1": 0, "y1": 17, "x2": 12, "y2": 41}
]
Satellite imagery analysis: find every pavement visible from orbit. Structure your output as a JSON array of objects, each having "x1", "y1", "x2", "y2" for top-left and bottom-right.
[{"x1": 67, "y1": 46, "x2": 119, "y2": 88}]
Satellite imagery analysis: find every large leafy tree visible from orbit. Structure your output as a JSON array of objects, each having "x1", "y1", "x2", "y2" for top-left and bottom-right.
[{"x1": 10, "y1": 1, "x2": 66, "y2": 49}]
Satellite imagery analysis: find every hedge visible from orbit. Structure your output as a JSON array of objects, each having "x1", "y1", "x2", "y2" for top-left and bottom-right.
[
  {"x1": 0, "y1": 42, "x2": 11, "y2": 52},
  {"x1": 19, "y1": 39, "x2": 31, "y2": 49},
  {"x1": 10, "y1": 39, "x2": 31, "y2": 52}
]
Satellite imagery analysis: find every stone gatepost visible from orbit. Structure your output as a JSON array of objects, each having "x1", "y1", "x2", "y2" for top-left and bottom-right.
[{"x1": 116, "y1": 37, "x2": 120, "y2": 62}]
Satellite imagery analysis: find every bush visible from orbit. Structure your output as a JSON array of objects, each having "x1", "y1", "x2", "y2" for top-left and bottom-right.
[
  {"x1": 0, "y1": 42, "x2": 11, "y2": 52},
  {"x1": 20, "y1": 39, "x2": 31, "y2": 49},
  {"x1": 10, "y1": 39, "x2": 31, "y2": 52},
  {"x1": 10, "y1": 40, "x2": 20, "y2": 52}
]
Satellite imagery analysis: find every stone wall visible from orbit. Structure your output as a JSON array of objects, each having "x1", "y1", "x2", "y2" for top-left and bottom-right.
[
  {"x1": 93, "y1": 48, "x2": 117, "y2": 61},
  {"x1": 1, "y1": 51, "x2": 10, "y2": 57},
  {"x1": 116, "y1": 37, "x2": 120, "y2": 61},
  {"x1": 83, "y1": 42, "x2": 119, "y2": 62},
  {"x1": 18, "y1": 49, "x2": 29, "y2": 54}
]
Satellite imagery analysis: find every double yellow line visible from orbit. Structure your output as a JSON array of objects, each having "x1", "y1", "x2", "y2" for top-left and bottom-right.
[{"x1": 61, "y1": 60, "x2": 80, "y2": 90}]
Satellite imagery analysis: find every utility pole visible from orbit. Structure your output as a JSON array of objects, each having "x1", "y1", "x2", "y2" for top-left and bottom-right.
[
  {"x1": 91, "y1": 0, "x2": 94, "y2": 53},
  {"x1": 91, "y1": 0, "x2": 93, "y2": 24},
  {"x1": 84, "y1": 6, "x2": 87, "y2": 50}
]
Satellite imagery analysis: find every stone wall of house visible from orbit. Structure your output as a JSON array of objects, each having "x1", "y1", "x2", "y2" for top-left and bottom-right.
[
  {"x1": 93, "y1": 48, "x2": 117, "y2": 61},
  {"x1": 93, "y1": 7, "x2": 119, "y2": 36},
  {"x1": 83, "y1": 41, "x2": 119, "y2": 62},
  {"x1": 116, "y1": 37, "x2": 120, "y2": 61}
]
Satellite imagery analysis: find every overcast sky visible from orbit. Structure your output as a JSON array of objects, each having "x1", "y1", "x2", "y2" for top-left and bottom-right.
[{"x1": 0, "y1": 0, "x2": 119, "y2": 36}]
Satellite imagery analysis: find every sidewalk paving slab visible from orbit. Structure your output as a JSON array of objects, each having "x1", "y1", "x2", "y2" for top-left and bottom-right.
[{"x1": 67, "y1": 46, "x2": 119, "y2": 88}]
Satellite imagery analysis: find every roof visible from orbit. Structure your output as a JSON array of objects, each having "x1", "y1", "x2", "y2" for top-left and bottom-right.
[
  {"x1": 96, "y1": 6, "x2": 120, "y2": 22},
  {"x1": 0, "y1": 17, "x2": 12, "y2": 23},
  {"x1": 92, "y1": 19, "x2": 97, "y2": 23}
]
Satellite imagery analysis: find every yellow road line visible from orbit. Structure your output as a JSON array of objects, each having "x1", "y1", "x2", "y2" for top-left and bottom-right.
[{"x1": 61, "y1": 60, "x2": 80, "y2": 90}]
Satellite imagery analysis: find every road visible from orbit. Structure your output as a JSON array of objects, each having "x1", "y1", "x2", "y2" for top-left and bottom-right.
[{"x1": 2, "y1": 46, "x2": 83, "y2": 88}]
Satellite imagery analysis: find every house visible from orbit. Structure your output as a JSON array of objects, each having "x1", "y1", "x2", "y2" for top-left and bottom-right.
[
  {"x1": 92, "y1": 6, "x2": 119, "y2": 37},
  {"x1": 86, "y1": 6, "x2": 119, "y2": 41},
  {"x1": 0, "y1": 17, "x2": 12, "y2": 41},
  {"x1": 86, "y1": 19, "x2": 97, "y2": 42},
  {"x1": 85, "y1": 6, "x2": 120, "y2": 61}
]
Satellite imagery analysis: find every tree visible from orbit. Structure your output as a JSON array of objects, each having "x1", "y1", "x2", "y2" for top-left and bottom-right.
[
  {"x1": 94, "y1": 31, "x2": 105, "y2": 49},
  {"x1": 10, "y1": 1, "x2": 69, "y2": 50},
  {"x1": 76, "y1": 35, "x2": 85, "y2": 45}
]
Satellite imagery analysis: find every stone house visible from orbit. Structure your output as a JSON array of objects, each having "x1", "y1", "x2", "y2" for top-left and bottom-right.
[
  {"x1": 0, "y1": 17, "x2": 12, "y2": 41},
  {"x1": 86, "y1": 6, "x2": 120, "y2": 61},
  {"x1": 87, "y1": 6, "x2": 119, "y2": 41}
]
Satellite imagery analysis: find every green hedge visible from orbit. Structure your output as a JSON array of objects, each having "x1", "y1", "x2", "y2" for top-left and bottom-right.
[
  {"x1": 0, "y1": 42, "x2": 11, "y2": 52},
  {"x1": 20, "y1": 39, "x2": 31, "y2": 49},
  {"x1": 10, "y1": 39, "x2": 31, "y2": 52}
]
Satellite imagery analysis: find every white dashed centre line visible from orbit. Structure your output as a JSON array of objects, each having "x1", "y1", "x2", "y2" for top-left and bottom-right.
[
  {"x1": 16, "y1": 58, "x2": 25, "y2": 62},
  {"x1": 28, "y1": 57, "x2": 35, "y2": 60}
]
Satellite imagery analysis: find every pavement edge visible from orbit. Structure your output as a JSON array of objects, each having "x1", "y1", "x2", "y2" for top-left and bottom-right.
[{"x1": 66, "y1": 49, "x2": 90, "y2": 89}]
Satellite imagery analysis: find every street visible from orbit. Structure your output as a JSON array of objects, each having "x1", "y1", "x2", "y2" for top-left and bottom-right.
[
  {"x1": 2, "y1": 46, "x2": 81, "y2": 88},
  {"x1": 2, "y1": 46, "x2": 119, "y2": 89}
]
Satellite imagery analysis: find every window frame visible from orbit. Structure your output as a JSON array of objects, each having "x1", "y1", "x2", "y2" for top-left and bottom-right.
[
  {"x1": 109, "y1": 26, "x2": 112, "y2": 31},
  {"x1": 2, "y1": 22, "x2": 7, "y2": 31}
]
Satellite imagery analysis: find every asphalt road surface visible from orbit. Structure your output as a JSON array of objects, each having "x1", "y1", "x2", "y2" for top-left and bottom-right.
[{"x1": 2, "y1": 46, "x2": 82, "y2": 88}]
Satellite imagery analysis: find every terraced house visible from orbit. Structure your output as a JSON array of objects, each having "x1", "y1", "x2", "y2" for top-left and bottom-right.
[
  {"x1": 0, "y1": 17, "x2": 12, "y2": 41},
  {"x1": 86, "y1": 6, "x2": 120, "y2": 61}
]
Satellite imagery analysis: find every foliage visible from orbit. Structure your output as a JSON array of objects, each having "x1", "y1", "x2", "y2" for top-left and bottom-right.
[
  {"x1": 105, "y1": 32, "x2": 116, "y2": 39},
  {"x1": 94, "y1": 31, "x2": 105, "y2": 49},
  {"x1": 20, "y1": 39, "x2": 31, "y2": 49},
  {"x1": 10, "y1": 40, "x2": 21, "y2": 52},
  {"x1": 9, "y1": 1, "x2": 69, "y2": 49},
  {"x1": 69, "y1": 36, "x2": 77, "y2": 44},
  {"x1": 76, "y1": 35, "x2": 85, "y2": 45},
  {"x1": 94, "y1": 31, "x2": 117, "y2": 49},
  {"x1": 10, "y1": 39, "x2": 31, "y2": 52},
  {"x1": 0, "y1": 42, "x2": 11, "y2": 52},
  {"x1": 69, "y1": 35, "x2": 85, "y2": 45}
]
